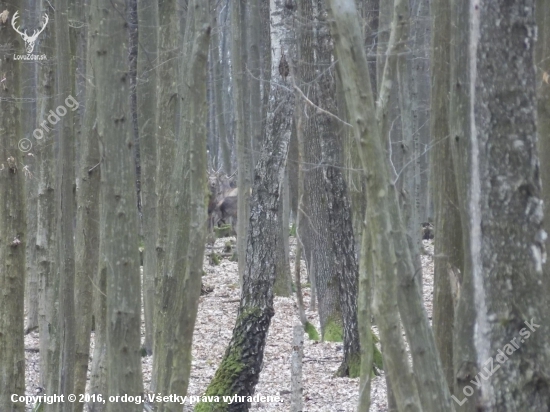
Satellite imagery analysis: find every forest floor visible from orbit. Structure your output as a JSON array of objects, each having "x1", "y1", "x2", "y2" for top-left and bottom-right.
[{"x1": 23, "y1": 236, "x2": 435, "y2": 411}]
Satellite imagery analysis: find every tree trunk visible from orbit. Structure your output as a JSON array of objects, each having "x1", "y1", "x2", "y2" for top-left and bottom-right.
[
  {"x1": 449, "y1": 0, "x2": 478, "y2": 409},
  {"x1": 54, "y1": 0, "x2": 77, "y2": 405},
  {"x1": 73, "y1": 2, "x2": 100, "y2": 407},
  {"x1": 137, "y1": 0, "x2": 159, "y2": 358},
  {"x1": 93, "y1": 0, "x2": 144, "y2": 409},
  {"x1": 470, "y1": 1, "x2": 550, "y2": 409},
  {"x1": 152, "y1": 0, "x2": 184, "y2": 391},
  {"x1": 154, "y1": 2, "x2": 211, "y2": 410},
  {"x1": 0, "y1": 4, "x2": 26, "y2": 410},
  {"x1": 212, "y1": 4, "x2": 231, "y2": 174},
  {"x1": 232, "y1": 0, "x2": 252, "y2": 283},
  {"x1": 35, "y1": 0, "x2": 57, "y2": 392},
  {"x1": 430, "y1": 0, "x2": 460, "y2": 392}
]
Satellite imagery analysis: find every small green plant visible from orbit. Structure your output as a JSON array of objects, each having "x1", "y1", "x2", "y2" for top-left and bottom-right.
[
  {"x1": 214, "y1": 224, "x2": 233, "y2": 238},
  {"x1": 304, "y1": 321, "x2": 319, "y2": 341},
  {"x1": 210, "y1": 253, "x2": 221, "y2": 266},
  {"x1": 223, "y1": 241, "x2": 232, "y2": 253},
  {"x1": 289, "y1": 223, "x2": 296, "y2": 237}
]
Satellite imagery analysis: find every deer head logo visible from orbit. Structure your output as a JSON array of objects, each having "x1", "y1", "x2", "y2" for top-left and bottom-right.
[{"x1": 11, "y1": 11, "x2": 48, "y2": 54}]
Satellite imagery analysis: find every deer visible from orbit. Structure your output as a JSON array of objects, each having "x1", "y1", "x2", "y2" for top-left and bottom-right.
[
  {"x1": 11, "y1": 11, "x2": 49, "y2": 54},
  {"x1": 207, "y1": 170, "x2": 238, "y2": 234}
]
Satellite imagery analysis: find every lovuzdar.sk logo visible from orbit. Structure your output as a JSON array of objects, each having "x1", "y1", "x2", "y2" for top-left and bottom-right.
[{"x1": 11, "y1": 11, "x2": 48, "y2": 60}]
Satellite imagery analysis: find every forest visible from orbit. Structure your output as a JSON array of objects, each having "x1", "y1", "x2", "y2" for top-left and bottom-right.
[{"x1": 1, "y1": 0, "x2": 550, "y2": 411}]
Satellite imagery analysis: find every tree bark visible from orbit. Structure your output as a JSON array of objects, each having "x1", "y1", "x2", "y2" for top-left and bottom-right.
[
  {"x1": 430, "y1": 0, "x2": 460, "y2": 392},
  {"x1": 232, "y1": 0, "x2": 253, "y2": 283},
  {"x1": 449, "y1": 1, "x2": 478, "y2": 409},
  {"x1": 137, "y1": 0, "x2": 159, "y2": 358},
  {"x1": 93, "y1": 0, "x2": 144, "y2": 409},
  {"x1": 0, "y1": 3, "x2": 26, "y2": 410},
  {"x1": 154, "y1": 2, "x2": 211, "y2": 410},
  {"x1": 152, "y1": 0, "x2": 184, "y2": 391},
  {"x1": 73, "y1": 2, "x2": 100, "y2": 407},
  {"x1": 471, "y1": 1, "x2": 550, "y2": 409},
  {"x1": 35, "y1": 0, "x2": 58, "y2": 393},
  {"x1": 54, "y1": 0, "x2": 77, "y2": 406}
]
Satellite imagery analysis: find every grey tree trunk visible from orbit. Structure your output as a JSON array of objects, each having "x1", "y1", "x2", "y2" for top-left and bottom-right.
[
  {"x1": 0, "y1": 4, "x2": 26, "y2": 410},
  {"x1": 93, "y1": 0, "x2": 144, "y2": 409},
  {"x1": 54, "y1": 0, "x2": 77, "y2": 405},
  {"x1": 248, "y1": 0, "x2": 262, "y2": 166},
  {"x1": 22, "y1": 17, "x2": 38, "y2": 332},
  {"x1": 196, "y1": 4, "x2": 295, "y2": 410},
  {"x1": 469, "y1": 1, "x2": 550, "y2": 409},
  {"x1": 449, "y1": 0, "x2": 478, "y2": 409},
  {"x1": 430, "y1": 0, "x2": 460, "y2": 392},
  {"x1": 312, "y1": 1, "x2": 361, "y2": 377},
  {"x1": 410, "y1": 0, "x2": 431, "y2": 225},
  {"x1": 152, "y1": 0, "x2": 184, "y2": 391},
  {"x1": 87, "y1": 6, "x2": 107, "y2": 412},
  {"x1": 297, "y1": 0, "x2": 340, "y2": 348},
  {"x1": 73, "y1": 2, "x2": 100, "y2": 407},
  {"x1": 535, "y1": 0, "x2": 550, "y2": 339},
  {"x1": 212, "y1": 4, "x2": 231, "y2": 174},
  {"x1": 35, "y1": 0, "x2": 57, "y2": 391},
  {"x1": 232, "y1": 0, "x2": 252, "y2": 283},
  {"x1": 137, "y1": 0, "x2": 158, "y2": 357},
  {"x1": 357, "y1": 225, "x2": 373, "y2": 411},
  {"x1": 154, "y1": 2, "x2": 211, "y2": 410}
]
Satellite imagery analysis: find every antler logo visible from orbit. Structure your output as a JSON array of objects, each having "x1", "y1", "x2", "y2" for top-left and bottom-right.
[{"x1": 11, "y1": 11, "x2": 48, "y2": 54}]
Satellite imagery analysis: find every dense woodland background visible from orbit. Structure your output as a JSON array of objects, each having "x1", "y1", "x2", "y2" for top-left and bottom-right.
[{"x1": 1, "y1": 0, "x2": 550, "y2": 411}]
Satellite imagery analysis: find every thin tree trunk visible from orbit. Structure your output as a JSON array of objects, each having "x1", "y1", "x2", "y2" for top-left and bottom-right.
[
  {"x1": 430, "y1": 0, "x2": 459, "y2": 392},
  {"x1": 232, "y1": 0, "x2": 252, "y2": 284},
  {"x1": 212, "y1": 3, "x2": 231, "y2": 174},
  {"x1": 137, "y1": 0, "x2": 159, "y2": 358},
  {"x1": 449, "y1": 1, "x2": 478, "y2": 409},
  {"x1": 36, "y1": 0, "x2": 57, "y2": 391},
  {"x1": 0, "y1": 4, "x2": 26, "y2": 410},
  {"x1": 55, "y1": 0, "x2": 77, "y2": 406},
  {"x1": 73, "y1": 2, "x2": 100, "y2": 406}
]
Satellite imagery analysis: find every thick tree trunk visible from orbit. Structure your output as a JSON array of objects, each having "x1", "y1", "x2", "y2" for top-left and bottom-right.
[
  {"x1": 470, "y1": 1, "x2": 550, "y2": 409},
  {"x1": 0, "y1": 4, "x2": 26, "y2": 410},
  {"x1": 154, "y1": 2, "x2": 211, "y2": 410},
  {"x1": 93, "y1": 0, "x2": 144, "y2": 409},
  {"x1": 152, "y1": 0, "x2": 184, "y2": 391}
]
